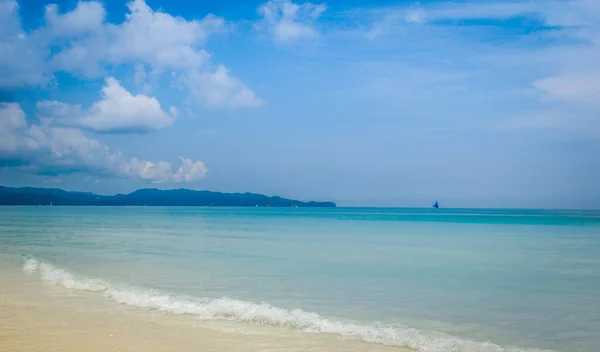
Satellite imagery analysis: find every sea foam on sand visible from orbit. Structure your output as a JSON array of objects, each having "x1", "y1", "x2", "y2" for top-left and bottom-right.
[{"x1": 21, "y1": 257, "x2": 554, "y2": 352}]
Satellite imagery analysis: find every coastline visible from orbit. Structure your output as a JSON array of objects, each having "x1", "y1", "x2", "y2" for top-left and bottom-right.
[
  {"x1": 3, "y1": 205, "x2": 592, "y2": 352},
  {"x1": 0, "y1": 264, "x2": 411, "y2": 352}
]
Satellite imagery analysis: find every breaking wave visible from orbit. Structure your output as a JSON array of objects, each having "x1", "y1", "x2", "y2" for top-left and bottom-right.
[{"x1": 21, "y1": 256, "x2": 553, "y2": 352}]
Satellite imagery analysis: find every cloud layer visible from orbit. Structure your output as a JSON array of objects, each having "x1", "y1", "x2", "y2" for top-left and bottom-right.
[{"x1": 0, "y1": 103, "x2": 206, "y2": 183}]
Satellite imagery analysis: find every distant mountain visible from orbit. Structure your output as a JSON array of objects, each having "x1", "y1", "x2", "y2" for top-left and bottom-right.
[{"x1": 0, "y1": 186, "x2": 336, "y2": 207}]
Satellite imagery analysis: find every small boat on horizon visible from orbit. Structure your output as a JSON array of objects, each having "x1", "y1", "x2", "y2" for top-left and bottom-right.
[{"x1": 433, "y1": 201, "x2": 439, "y2": 209}]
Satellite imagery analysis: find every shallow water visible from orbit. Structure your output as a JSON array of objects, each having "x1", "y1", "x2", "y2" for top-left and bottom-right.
[{"x1": 1, "y1": 206, "x2": 599, "y2": 352}]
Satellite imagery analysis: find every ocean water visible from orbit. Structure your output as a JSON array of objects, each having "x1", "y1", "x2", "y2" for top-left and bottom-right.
[{"x1": 1, "y1": 206, "x2": 599, "y2": 352}]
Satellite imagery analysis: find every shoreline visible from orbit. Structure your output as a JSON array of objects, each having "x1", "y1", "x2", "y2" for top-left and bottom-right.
[{"x1": 0, "y1": 264, "x2": 411, "y2": 352}]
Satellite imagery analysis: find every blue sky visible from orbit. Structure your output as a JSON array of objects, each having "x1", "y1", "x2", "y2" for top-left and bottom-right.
[{"x1": 0, "y1": 0, "x2": 599, "y2": 208}]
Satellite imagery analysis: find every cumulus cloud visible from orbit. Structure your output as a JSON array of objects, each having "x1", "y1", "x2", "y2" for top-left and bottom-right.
[
  {"x1": 76, "y1": 76, "x2": 175, "y2": 133},
  {"x1": 257, "y1": 0, "x2": 326, "y2": 43},
  {"x1": 0, "y1": 102, "x2": 32, "y2": 155},
  {"x1": 0, "y1": 0, "x2": 47, "y2": 88},
  {"x1": 0, "y1": 0, "x2": 261, "y2": 107},
  {"x1": 36, "y1": 77, "x2": 176, "y2": 134},
  {"x1": 0, "y1": 101, "x2": 26, "y2": 130},
  {"x1": 122, "y1": 157, "x2": 208, "y2": 184},
  {"x1": 121, "y1": 156, "x2": 207, "y2": 184},
  {"x1": 0, "y1": 103, "x2": 207, "y2": 183},
  {"x1": 40, "y1": 0, "x2": 261, "y2": 108},
  {"x1": 172, "y1": 157, "x2": 208, "y2": 183},
  {"x1": 46, "y1": 0, "x2": 217, "y2": 74},
  {"x1": 44, "y1": 1, "x2": 106, "y2": 37}
]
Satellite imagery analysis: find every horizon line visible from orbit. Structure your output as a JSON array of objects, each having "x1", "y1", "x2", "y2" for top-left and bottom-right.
[{"x1": 1, "y1": 185, "x2": 598, "y2": 211}]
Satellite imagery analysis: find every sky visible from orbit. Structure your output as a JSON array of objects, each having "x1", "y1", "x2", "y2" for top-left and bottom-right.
[{"x1": 0, "y1": 0, "x2": 599, "y2": 208}]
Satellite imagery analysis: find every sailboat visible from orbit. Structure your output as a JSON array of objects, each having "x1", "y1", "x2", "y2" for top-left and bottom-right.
[{"x1": 433, "y1": 201, "x2": 439, "y2": 209}]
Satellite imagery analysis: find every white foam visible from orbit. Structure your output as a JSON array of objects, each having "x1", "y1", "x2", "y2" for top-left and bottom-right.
[
  {"x1": 22, "y1": 258, "x2": 39, "y2": 273},
  {"x1": 22, "y1": 258, "x2": 553, "y2": 352},
  {"x1": 23, "y1": 258, "x2": 109, "y2": 291}
]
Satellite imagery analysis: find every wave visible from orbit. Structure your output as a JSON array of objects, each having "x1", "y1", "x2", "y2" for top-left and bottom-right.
[{"x1": 21, "y1": 256, "x2": 553, "y2": 352}]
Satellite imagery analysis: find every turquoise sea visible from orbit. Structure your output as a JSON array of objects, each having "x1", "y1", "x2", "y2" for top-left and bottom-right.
[{"x1": 1, "y1": 206, "x2": 599, "y2": 352}]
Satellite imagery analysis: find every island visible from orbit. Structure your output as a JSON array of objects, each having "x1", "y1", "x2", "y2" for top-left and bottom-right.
[{"x1": 0, "y1": 186, "x2": 336, "y2": 207}]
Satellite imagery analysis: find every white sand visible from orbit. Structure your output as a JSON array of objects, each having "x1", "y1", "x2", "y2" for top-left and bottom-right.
[{"x1": 0, "y1": 266, "x2": 413, "y2": 352}]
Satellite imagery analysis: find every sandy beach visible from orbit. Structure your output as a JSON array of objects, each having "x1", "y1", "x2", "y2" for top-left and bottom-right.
[{"x1": 0, "y1": 265, "x2": 411, "y2": 352}]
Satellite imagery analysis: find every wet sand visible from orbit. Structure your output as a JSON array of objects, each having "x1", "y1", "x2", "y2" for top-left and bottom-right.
[{"x1": 0, "y1": 266, "x2": 412, "y2": 352}]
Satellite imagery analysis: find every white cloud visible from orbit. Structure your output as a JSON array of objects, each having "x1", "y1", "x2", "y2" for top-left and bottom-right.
[
  {"x1": 0, "y1": 0, "x2": 261, "y2": 107},
  {"x1": 0, "y1": 101, "x2": 26, "y2": 130},
  {"x1": 0, "y1": 102, "x2": 31, "y2": 154},
  {"x1": 531, "y1": 3, "x2": 600, "y2": 109},
  {"x1": 173, "y1": 157, "x2": 208, "y2": 183},
  {"x1": 396, "y1": 0, "x2": 600, "y2": 34},
  {"x1": 364, "y1": 2, "x2": 539, "y2": 39},
  {"x1": 40, "y1": 0, "x2": 261, "y2": 108},
  {"x1": 363, "y1": 0, "x2": 600, "y2": 134},
  {"x1": 81, "y1": 77, "x2": 175, "y2": 133},
  {"x1": 187, "y1": 65, "x2": 263, "y2": 108},
  {"x1": 123, "y1": 158, "x2": 174, "y2": 184},
  {"x1": 37, "y1": 77, "x2": 176, "y2": 134},
  {"x1": 0, "y1": 103, "x2": 207, "y2": 183},
  {"x1": 257, "y1": 0, "x2": 326, "y2": 43},
  {"x1": 120, "y1": 157, "x2": 207, "y2": 183},
  {"x1": 47, "y1": 0, "x2": 218, "y2": 72},
  {"x1": 36, "y1": 100, "x2": 84, "y2": 121},
  {"x1": 446, "y1": 0, "x2": 600, "y2": 134},
  {"x1": 0, "y1": 0, "x2": 47, "y2": 88},
  {"x1": 105, "y1": 0, "x2": 217, "y2": 68},
  {"x1": 44, "y1": 1, "x2": 106, "y2": 37},
  {"x1": 533, "y1": 74, "x2": 600, "y2": 104}
]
